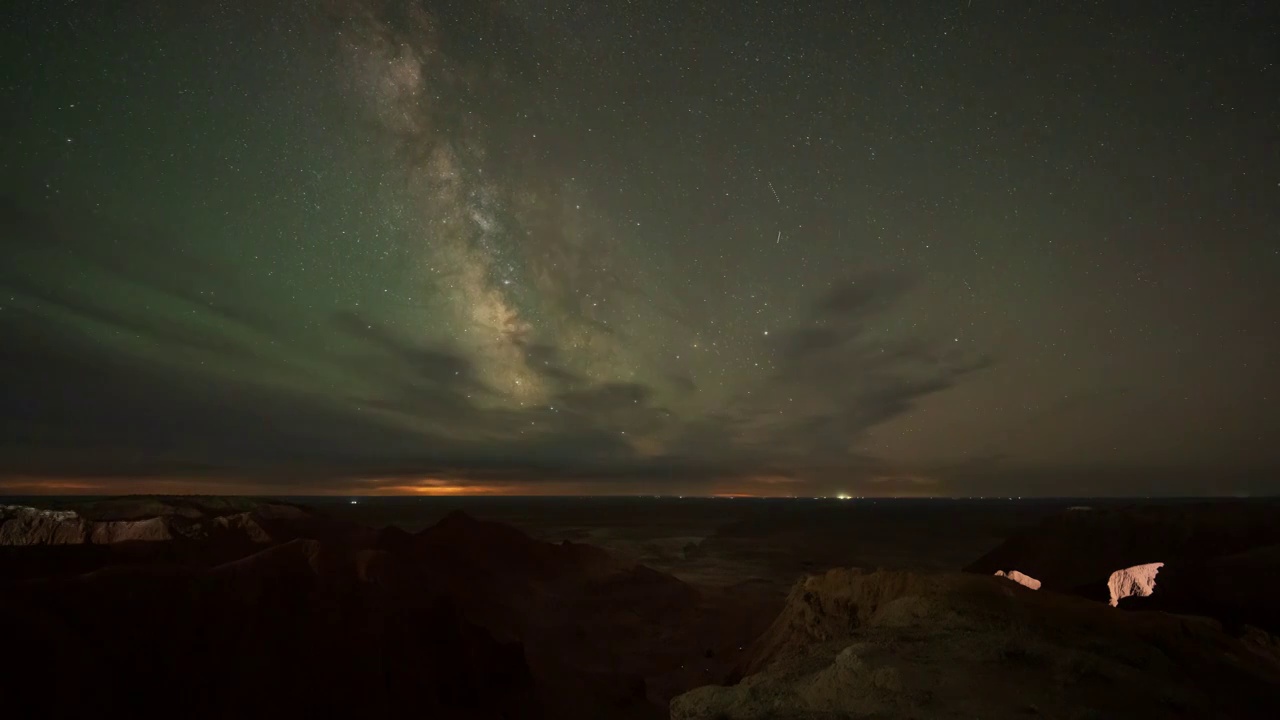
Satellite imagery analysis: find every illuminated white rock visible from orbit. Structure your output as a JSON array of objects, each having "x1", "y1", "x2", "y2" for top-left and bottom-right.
[
  {"x1": 1108, "y1": 562, "x2": 1163, "y2": 606},
  {"x1": 994, "y1": 569, "x2": 1042, "y2": 590}
]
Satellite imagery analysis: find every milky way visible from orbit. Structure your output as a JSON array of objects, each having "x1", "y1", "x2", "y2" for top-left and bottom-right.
[
  {"x1": 334, "y1": 1, "x2": 542, "y2": 400},
  {"x1": 329, "y1": 0, "x2": 658, "y2": 412}
]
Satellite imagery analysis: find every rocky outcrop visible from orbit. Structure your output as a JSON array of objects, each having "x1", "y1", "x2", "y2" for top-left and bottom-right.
[
  {"x1": 993, "y1": 569, "x2": 1041, "y2": 590},
  {"x1": 1108, "y1": 561, "x2": 1163, "y2": 606},
  {"x1": 0, "y1": 505, "x2": 97, "y2": 544},
  {"x1": 671, "y1": 568, "x2": 1280, "y2": 720},
  {"x1": 0, "y1": 498, "x2": 309, "y2": 547},
  {"x1": 0, "y1": 498, "x2": 350, "y2": 580}
]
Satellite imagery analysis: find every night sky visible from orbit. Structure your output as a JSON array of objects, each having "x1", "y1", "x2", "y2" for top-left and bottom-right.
[{"x1": 2, "y1": 1, "x2": 1277, "y2": 497}]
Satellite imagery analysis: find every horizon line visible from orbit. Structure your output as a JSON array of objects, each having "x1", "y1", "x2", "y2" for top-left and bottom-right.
[{"x1": 1, "y1": 493, "x2": 1274, "y2": 501}]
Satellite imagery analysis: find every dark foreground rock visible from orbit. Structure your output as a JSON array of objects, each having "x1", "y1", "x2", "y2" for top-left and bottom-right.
[
  {"x1": 0, "y1": 499, "x2": 777, "y2": 720},
  {"x1": 6, "y1": 497, "x2": 1279, "y2": 719},
  {"x1": 0, "y1": 538, "x2": 537, "y2": 719},
  {"x1": 671, "y1": 568, "x2": 1280, "y2": 719},
  {"x1": 400, "y1": 511, "x2": 781, "y2": 717}
]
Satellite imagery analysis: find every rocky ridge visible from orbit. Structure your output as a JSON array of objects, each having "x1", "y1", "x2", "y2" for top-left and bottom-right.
[{"x1": 671, "y1": 567, "x2": 1280, "y2": 719}]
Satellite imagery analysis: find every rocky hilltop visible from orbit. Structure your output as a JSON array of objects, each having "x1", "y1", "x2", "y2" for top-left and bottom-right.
[{"x1": 671, "y1": 567, "x2": 1280, "y2": 719}]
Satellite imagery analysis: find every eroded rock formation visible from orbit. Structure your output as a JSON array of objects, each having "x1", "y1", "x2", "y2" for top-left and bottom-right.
[
  {"x1": 671, "y1": 568, "x2": 1280, "y2": 720},
  {"x1": 1108, "y1": 561, "x2": 1163, "y2": 606},
  {"x1": 993, "y1": 569, "x2": 1041, "y2": 590}
]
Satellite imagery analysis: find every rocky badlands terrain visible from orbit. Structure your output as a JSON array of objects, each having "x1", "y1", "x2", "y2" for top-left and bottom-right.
[{"x1": 2, "y1": 498, "x2": 1278, "y2": 718}]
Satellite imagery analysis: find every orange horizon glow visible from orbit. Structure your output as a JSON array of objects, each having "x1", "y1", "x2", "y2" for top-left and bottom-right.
[
  {"x1": 372, "y1": 482, "x2": 536, "y2": 496},
  {"x1": 0, "y1": 476, "x2": 676, "y2": 497},
  {"x1": 0, "y1": 474, "x2": 933, "y2": 499},
  {"x1": 0, "y1": 477, "x2": 953, "y2": 500},
  {"x1": 0, "y1": 477, "x2": 322, "y2": 496}
]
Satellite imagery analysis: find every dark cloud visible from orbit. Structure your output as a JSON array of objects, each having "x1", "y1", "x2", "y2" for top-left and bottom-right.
[
  {"x1": 0, "y1": 200, "x2": 289, "y2": 368},
  {"x1": 0, "y1": 200, "x2": 995, "y2": 490},
  {"x1": 936, "y1": 464, "x2": 1280, "y2": 499},
  {"x1": 715, "y1": 274, "x2": 994, "y2": 466},
  {"x1": 814, "y1": 274, "x2": 913, "y2": 320}
]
